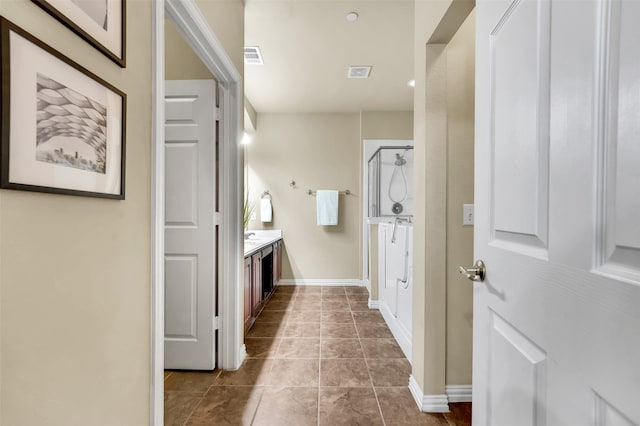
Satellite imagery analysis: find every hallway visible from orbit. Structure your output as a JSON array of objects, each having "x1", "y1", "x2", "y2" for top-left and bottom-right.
[{"x1": 165, "y1": 285, "x2": 471, "y2": 425}]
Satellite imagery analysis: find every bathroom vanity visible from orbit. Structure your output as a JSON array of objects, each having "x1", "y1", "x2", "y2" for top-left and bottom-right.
[{"x1": 243, "y1": 230, "x2": 283, "y2": 331}]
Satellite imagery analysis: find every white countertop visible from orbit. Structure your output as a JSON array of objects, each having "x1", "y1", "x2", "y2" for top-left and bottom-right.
[{"x1": 244, "y1": 230, "x2": 283, "y2": 257}]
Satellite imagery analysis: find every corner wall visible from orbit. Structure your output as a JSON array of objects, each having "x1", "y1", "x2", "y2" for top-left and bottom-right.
[
  {"x1": 412, "y1": 0, "x2": 476, "y2": 402},
  {"x1": 246, "y1": 113, "x2": 361, "y2": 281},
  {"x1": 0, "y1": 2, "x2": 152, "y2": 424}
]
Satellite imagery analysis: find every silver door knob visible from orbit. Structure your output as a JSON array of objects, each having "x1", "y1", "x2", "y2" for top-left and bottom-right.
[{"x1": 458, "y1": 260, "x2": 486, "y2": 282}]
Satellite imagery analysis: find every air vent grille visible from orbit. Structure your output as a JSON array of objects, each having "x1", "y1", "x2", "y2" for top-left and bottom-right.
[
  {"x1": 347, "y1": 66, "x2": 372, "y2": 79},
  {"x1": 244, "y1": 46, "x2": 264, "y2": 65}
]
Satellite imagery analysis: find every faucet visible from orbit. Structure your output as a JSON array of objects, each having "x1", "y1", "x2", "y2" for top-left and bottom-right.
[{"x1": 244, "y1": 232, "x2": 255, "y2": 240}]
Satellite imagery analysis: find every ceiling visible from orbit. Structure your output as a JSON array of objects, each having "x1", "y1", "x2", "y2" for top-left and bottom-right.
[{"x1": 244, "y1": 0, "x2": 415, "y2": 113}]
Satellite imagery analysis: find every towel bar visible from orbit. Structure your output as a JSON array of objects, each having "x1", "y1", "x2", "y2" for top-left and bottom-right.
[{"x1": 307, "y1": 189, "x2": 351, "y2": 196}]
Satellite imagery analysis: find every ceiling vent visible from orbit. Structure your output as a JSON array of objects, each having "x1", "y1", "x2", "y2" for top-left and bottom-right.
[
  {"x1": 347, "y1": 66, "x2": 371, "y2": 79},
  {"x1": 244, "y1": 46, "x2": 264, "y2": 65}
]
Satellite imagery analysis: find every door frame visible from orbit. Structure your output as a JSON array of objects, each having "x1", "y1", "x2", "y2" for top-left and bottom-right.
[{"x1": 151, "y1": 1, "x2": 244, "y2": 424}]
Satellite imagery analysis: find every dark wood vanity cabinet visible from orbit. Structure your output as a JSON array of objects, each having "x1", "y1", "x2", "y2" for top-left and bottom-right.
[
  {"x1": 244, "y1": 239, "x2": 282, "y2": 332},
  {"x1": 243, "y1": 257, "x2": 252, "y2": 331}
]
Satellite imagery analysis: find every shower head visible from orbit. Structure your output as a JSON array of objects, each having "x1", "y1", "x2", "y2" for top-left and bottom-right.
[{"x1": 394, "y1": 153, "x2": 407, "y2": 166}]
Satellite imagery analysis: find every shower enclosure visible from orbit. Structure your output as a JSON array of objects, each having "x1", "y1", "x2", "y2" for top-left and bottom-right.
[{"x1": 368, "y1": 146, "x2": 414, "y2": 217}]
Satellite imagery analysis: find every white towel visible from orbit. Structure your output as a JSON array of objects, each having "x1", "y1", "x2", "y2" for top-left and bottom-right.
[
  {"x1": 316, "y1": 190, "x2": 339, "y2": 226},
  {"x1": 261, "y1": 198, "x2": 272, "y2": 222}
]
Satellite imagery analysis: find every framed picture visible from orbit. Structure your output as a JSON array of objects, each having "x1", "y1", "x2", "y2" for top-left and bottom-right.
[
  {"x1": 32, "y1": 0, "x2": 125, "y2": 67},
  {"x1": 0, "y1": 17, "x2": 126, "y2": 199}
]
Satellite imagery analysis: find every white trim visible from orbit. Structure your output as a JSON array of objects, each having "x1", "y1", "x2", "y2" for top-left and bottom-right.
[
  {"x1": 408, "y1": 375, "x2": 450, "y2": 413},
  {"x1": 150, "y1": 1, "x2": 165, "y2": 424},
  {"x1": 368, "y1": 298, "x2": 379, "y2": 309},
  {"x1": 379, "y1": 301, "x2": 412, "y2": 362},
  {"x1": 278, "y1": 279, "x2": 363, "y2": 287},
  {"x1": 152, "y1": 1, "x2": 243, "y2": 425},
  {"x1": 446, "y1": 385, "x2": 472, "y2": 403}
]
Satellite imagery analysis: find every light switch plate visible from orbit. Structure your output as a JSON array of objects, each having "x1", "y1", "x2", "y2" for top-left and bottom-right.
[{"x1": 463, "y1": 204, "x2": 474, "y2": 225}]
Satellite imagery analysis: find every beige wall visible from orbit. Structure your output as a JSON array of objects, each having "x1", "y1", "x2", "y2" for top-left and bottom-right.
[
  {"x1": 165, "y1": 18, "x2": 214, "y2": 80},
  {"x1": 412, "y1": 0, "x2": 476, "y2": 396},
  {"x1": 196, "y1": 0, "x2": 245, "y2": 79},
  {"x1": 361, "y1": 111, "x2": 414, "y2": 140},
  {"x1": 445, "y1": 9, "x2": 475, "y2": 387},
  {"x1": 0, "y1": 0, "x2": 246, "y2": 424},
  {"x1": 246, "y1": 113, "x2": 361, "y2": 280},
  {"x1": 0, "y1": 2, "x2": 152, "y2": 425},
  {"x1": 412, "y1": 0, "x2": 457, "y2": 396}
]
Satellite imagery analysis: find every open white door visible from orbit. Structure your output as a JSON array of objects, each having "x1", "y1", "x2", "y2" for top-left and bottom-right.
[
  {"x1": 473, "y1": 0, "x2": 640, "y2": 424},
  {"x1": 164, "y1": 80, "x2": 217, "y2": 370}
]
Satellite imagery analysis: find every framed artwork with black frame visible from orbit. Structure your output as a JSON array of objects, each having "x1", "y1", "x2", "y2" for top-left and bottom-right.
[
  {"x1": 32, "y1": 0, "x2": 126, "y2": 67},
  {"x1": 0, "y1": 17, "x2": 126, "y2": 200}
]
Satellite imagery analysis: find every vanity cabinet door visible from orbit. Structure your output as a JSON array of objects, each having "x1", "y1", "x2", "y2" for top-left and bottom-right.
[
  {"x1": 251, "y1": 253, "x2": 262, "y2": 317},
  {"x1": 244, "y1": 256, "x2": 252, "y2": 331}
]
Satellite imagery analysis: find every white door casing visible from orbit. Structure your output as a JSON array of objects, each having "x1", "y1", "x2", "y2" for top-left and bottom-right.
[
  {"x1": 474, "y1": 0, "x2": 640, "y2": 424},
  {"x1": 164, "y1": 80, "x2": 217, "y2": 370}
]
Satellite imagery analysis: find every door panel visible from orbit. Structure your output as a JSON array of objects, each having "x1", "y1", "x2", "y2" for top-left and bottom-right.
[
  {"x1": 490, "y1": 0, "x2": 549, "y2": 256},
  {"x1": 600, "y1": 0, "x2": 640, "y2": 279},
  {"x1": 164, "y1": 80, "x2": 217, "y2": 370},
  {"x1": 475, "y1": 0, "x2": 640, "y2": 424}
]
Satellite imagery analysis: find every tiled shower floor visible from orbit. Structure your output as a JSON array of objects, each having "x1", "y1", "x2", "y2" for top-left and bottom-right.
[{"x1": 165, "y1": 285, "x2": 471, "y2": 425}]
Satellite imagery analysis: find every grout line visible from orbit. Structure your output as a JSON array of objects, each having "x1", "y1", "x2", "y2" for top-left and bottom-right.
[
  {"x1": 353, "y1": 297, "x2": 387, "y2": 426},
  {"x1": 317, "y1": 286, "x2": 326, "y2": 426}
]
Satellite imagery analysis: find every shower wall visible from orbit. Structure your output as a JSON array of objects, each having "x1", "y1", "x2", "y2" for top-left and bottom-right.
[{"x1": 368, "y1": 147, "x2": 414, "y2": 217}]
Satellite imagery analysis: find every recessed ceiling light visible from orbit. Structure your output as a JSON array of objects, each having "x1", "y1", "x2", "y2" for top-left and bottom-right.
[
  {"x1": 346, "y1": 12, "x2": 359, "y2": 22},
  {"x1": 408, "y1": 80, "x2": 416, "y2": 87}
]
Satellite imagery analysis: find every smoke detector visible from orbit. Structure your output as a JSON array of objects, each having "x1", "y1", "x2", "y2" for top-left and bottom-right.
[
  {"x1": 244, "y1": 46, "x2": 264, "y2": 65},
  {"x1": 347, "y1": 66, "x2": 371, "y2": 79}
]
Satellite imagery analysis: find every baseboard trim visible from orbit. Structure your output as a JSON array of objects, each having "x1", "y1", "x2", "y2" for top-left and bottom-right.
[
  {"x1": 408, "y1": 375, "x2": 450, "y2": 413},
  {"x1": 278, "y1": 279, "x2": 363, "y2": 287},
  {"x1": 368, "y1": 298, "x2": 379, "y2": 309},
  {"x1": 446, "y1": 385, "x2": 472, "y2": 403}
]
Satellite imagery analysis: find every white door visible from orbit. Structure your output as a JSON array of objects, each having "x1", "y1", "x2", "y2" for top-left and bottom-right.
[
  {"x1": 164, "y1": 80, "x2": 218, "y2": 370},
  {"x1": 473, "y1": 0, "x2": 640, "y2": 424}
]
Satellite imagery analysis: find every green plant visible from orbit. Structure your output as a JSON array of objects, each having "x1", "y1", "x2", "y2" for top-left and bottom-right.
[{"x1": 243, "y1": 191, "x2": 254, "y2": 230}]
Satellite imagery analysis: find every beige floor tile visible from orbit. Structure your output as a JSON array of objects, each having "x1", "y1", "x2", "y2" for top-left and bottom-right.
[
  {"x1": 277, "y1": 338, "x2": 320, "y2": 358},
  {"x1": 375, "y1": 387, "x2": 449, "y2": 425},
  {"x1": 320, "y1": 359, "x2": 371, "y2": 387},
  {"x1": 214, "y1": 359, "x2": 273, "y2": 386},
  {"x1": 322, "y1": 300, "x2": 352, "y2": 311},
  {"x1": 267, "y1": 359, "x2": 319, "y2": 386},
  {"x1": 321, "y1": 311, "x2": 354, "y2": 323},
  {"x1": 361, "y1": 338, "x2": 406, "y2": 358},
  {"x1": 322, "y1": 287, "x2": 346, "y2": 295},
  {"x1": 319, "y1": 387, "x2": 384, "y2": 426},
  {"x1": 349, "y1": 300, "x2": 373, "y2": 311},
  {"x1": 367, "y1": 358, "x2": 412, "y2": 386},
  {"x1": 186, "y1": 386, "x2": 263, "y2": 426},
  {"x1": 283, "y1": 322, "x2": 321, "y2": 338},
  {"x1": 263, "y1": 300, "x2": 294, "y2": 311},
  {"x1": 164, "y1": 371, "x2": 219, "y2": 393},
  {"x1": 352, "y1": 311, "x2": 385, "y2": 323},
  {"x1": 322, "y1": 322, "x2": 358, "y2": 338},
  {"x1": 253, "y1": 387, "x2": 318, "y2": 426},
  {"x1": 321, "y1": 338, "x2": 364, "y2": 358},
  {"x1": 245, "y1": 338, "x2": 281, "y2": 359},
  {"x1": 164, "y1": 391, "x2": 203, "y2": 426},
  {"x1": 292, "y1": 301, "x2": 322, "y2": 311},
  {"x1": 347, "y1": 293, "x2": 370, "y2": 301},
  {"x1": 246, "y1": 321, "x2": 286, "y2": 338},
  {"x1": 356, "y1": 322, "x2": 395, "y2": 338},
  {"x1": 287, "y1": 310, "x2": 321, "y2": 323},
  {"x1": 253, "y1": 309, "x2": 289, "y2": 324}
]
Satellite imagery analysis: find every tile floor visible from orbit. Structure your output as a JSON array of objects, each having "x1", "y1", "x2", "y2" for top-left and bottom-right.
[{"x1": 165, "y1": 285, "x2": 472, "y2": 425}]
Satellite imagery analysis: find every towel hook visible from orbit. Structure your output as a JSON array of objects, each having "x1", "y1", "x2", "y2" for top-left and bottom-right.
[{"x1": 261, "y1": 190, "x2": 271, "y2": 199}]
